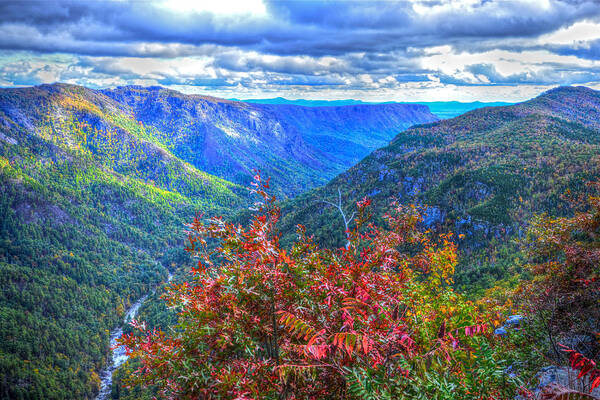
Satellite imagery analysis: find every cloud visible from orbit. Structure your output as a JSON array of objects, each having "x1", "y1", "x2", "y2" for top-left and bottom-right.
[
  {"x1": 552, "y1": 39, "x2": 600, "y2": 60},
  {"x1": 0, "y1": 0, "x2": 598, "y2": 100},
  {"x1": 2, "y1": 0, "x2": 599, "y2": 57}
]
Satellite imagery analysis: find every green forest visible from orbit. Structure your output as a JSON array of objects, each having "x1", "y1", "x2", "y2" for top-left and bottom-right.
[{"x1": 0, "y1": 85, "x2": 244, "y2": 398}]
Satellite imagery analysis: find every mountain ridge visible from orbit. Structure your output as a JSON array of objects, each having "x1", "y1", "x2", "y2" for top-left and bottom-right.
[
  {"x1": 101, "y1": 84, "x2": 438, "y2": 197},
  {"x1": 277, "y1": 85, "x2": 600, "y2": 290},
  {"x1": 233, "y1": 96, "x2": 513, "y2": 119}
]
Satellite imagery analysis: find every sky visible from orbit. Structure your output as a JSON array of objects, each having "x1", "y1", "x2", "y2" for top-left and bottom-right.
[{"x1": 1, "y1": 0, "x2": 600, "y2": 101}]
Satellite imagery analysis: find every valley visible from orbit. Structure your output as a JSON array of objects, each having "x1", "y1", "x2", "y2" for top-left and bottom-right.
[
  {"x1": 1, "y1": 83, "x2": 599, "y2": 399},
  {"x1": 0, "y1": 83, "x2": 436, "y2": 398}
]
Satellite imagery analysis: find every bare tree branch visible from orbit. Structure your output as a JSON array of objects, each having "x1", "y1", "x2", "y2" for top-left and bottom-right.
[{"x1": 320, "y1": 187, "x2": 355, "y2": 248}]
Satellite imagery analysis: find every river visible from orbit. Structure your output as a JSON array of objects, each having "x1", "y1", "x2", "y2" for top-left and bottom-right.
[{"x1": 96, "y1": 271, "x2": 173, "y2": 400}]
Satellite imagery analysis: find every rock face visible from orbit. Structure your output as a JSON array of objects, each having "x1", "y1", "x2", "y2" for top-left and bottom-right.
[{"x1": 535, "y1": 367, "x2": 600, "y2": 398}]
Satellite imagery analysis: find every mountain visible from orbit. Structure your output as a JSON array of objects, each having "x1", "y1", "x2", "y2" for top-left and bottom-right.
[
  {"x1": 278, "y1": 86, "x2": 600, "y2": 291},
  {"x1": 103, "y1": 86, "x2": 438, "y2": 197},
  {"x1": 417, "y1": 101, "x2": 513, "y2": 119},
  {"x1": 231, "y1": 97, "x2": 381, "y2": 107},
  {"x1": 235, "y1": 97, "x2": 512, "y2": 119},
  {"x1": 0, "y1": 83, "x2": 246, "y2": 398},
  {"x1": 0, "y1": 83, "x2": 436, "y2": 398}
]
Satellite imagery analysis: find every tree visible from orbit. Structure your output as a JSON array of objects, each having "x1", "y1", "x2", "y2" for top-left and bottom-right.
[
  {"x1": 119, "y1": 174, "x2": 515, "y2": 399},
  {"x1": 516, "y1": 183, "x2": 600, "y2": 395},
  {"x1": 320, "y1": 187, "x2": 356, "y2": 249}
]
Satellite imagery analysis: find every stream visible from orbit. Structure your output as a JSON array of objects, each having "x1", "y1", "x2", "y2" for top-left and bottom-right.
[{"x1": 96, "y1": 271, "x2": 173, "y2": 400}]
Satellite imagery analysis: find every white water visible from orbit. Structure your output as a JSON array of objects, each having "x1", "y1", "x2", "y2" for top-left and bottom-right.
[{"x1": 96, "y1": 271, "x2": 173, "y2": 400}]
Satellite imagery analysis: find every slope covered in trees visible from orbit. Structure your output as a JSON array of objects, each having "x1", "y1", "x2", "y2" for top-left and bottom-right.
[
  {"x1": 0, "y1": 84, "x2": 245, "y2": 398},
  {"x1": 0, "y1": 83, "x2": 435, "y2": 398},
  {"x1": 278, "y1": 86, "x2": 600, "y2": 292},
  {"x1": 102, "y1": 86, "x2": 438, "y2": 197}
]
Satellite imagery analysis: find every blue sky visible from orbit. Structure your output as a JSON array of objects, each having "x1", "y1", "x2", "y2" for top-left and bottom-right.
[{"x1": 1, "y1": 0, "x2": 600, "y2": 101}]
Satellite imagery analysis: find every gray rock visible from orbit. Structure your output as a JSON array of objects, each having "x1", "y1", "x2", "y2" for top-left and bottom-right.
[
  {"x1": 422, "y1": 206, "x2": 445, "y2": 228},
  {"x1": 535, "y1": 366, "x2": 600, "y2": 397},
  {"x1": 505, "y1": 315, "x2": 523, "y2": 326},
  {"x1": 494, "y1": 326, "x2": 508, "y2": 336},
  {"x1": 494, "y1": 315, "x2": 524, "y2": 337},
  {"x1": 403, "y1": 176, "x2": 424, "y2": 196}
]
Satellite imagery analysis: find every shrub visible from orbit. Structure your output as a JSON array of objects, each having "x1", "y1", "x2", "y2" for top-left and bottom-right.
[{"x1": 119, "y1": 174, "x2": 517, "y2": 399}]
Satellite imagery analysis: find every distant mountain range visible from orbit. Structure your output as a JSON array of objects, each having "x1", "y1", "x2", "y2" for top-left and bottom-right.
[
  {"x1": 277, "y1": 86, "x2": 600, "y2": 291},
  {"x1": 233, "y1": 97, "x2": 513, "y2": 119},
  {"x1": 0, "y1": 83, "x2": 436, "y2": 398}
]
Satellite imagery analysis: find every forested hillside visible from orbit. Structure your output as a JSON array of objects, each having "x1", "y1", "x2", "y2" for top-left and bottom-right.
[
  {"x1": 278, "y1": 86, "x2": 600, "y2": 292},
  {"x1": 0, "y1": 83, "x2": 435, "y2": 398},
  {"x1": 102, "y1": 86, "x2": 437, "y2": 197},
  {"x1": 0, "y1": 84, "x2": 245, "y2": 398}
]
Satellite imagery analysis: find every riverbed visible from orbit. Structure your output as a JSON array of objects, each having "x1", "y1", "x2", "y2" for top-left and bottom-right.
[{"x1": 96, "y1": 271, "x2": 173, "y2": 400}]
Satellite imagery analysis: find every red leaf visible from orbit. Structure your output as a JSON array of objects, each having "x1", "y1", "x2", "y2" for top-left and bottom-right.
[{"x1": 362, "y1": 335, "x2": 370, "y2": 354}]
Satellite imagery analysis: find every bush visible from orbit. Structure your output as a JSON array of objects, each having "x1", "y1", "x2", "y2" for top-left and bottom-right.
[{"x1": 119, "y1": 174, "x2": 518, "y2": 399}]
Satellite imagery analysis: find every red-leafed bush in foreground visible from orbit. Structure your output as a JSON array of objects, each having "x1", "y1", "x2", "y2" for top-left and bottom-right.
[
  {"x1": 119, "y1": 174, "x2": 516, "y2": 399},
  {"x1": 561, "y1": 345, "x2": 600, "y2": 392}
]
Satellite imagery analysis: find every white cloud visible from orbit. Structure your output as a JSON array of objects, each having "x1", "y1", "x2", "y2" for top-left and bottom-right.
[
  {"x1": 158, "y1": 0, "x2": 267, "y2": 17},
  {"x1": 539, "y1": 21, "x2": 600, "y2": 45}
]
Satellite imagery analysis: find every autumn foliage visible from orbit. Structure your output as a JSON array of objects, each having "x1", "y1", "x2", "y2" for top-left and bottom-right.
[
  {"x1": 521, "y1": 186, "x2": 600, "y2": 332},
  {"x1": 515, "y1": 184, "x2": 600, "y2": 395},
  {"x1": 119, "y1": 174, "x2": 516, "y2": 399},
  {"x1": 560, "y1": 345, "x2": 600, "y2": 392}
]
